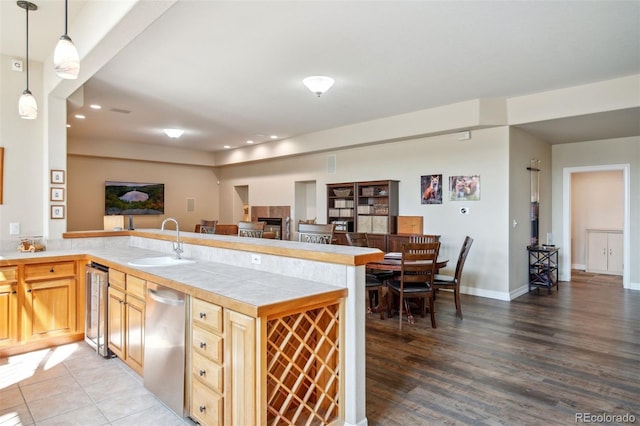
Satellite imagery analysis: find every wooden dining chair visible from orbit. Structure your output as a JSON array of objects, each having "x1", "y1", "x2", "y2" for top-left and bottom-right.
[
  {"x1": 433, "y1": 236, "x2": 473, "y2": 319},
  {"x1": 238, "y1": 221, "x2": 266, "y2": 238},
  {"x1": 298, "y1": 223, "x2": 335, "y2": 244},
  {"x1": 386, "y1": 242, "x2": 440, "y2": 330},
  {"x1": 346, "y1": 232, "x2": 394, "y2": 319},
  {"x1": 199, "y1": 219, "x2": 217, "y2": 234},
  {"x1": 409, "y1": 234, "x2": 440, "y2": 244}
]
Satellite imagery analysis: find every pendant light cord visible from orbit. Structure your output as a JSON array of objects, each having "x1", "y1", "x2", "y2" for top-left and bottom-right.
[
  {"x1": 64, "y1": 0, "x2": 68, "y2": 36},
  {"x1": 25, "y1": 4, "x2": 30, "y2": 91}
]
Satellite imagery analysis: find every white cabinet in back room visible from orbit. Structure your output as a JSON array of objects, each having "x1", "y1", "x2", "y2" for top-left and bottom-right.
[{"x1": 586, "y1": 229, "x2": 623, "y2": 276}]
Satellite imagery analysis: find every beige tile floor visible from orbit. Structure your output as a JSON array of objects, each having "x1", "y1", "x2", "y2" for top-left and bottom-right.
[{"x1": 0, "y1": 342, "x2": 194, "y2": 426}]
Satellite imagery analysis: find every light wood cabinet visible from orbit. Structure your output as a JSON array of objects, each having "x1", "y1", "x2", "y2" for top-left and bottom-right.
[
  {"x1": 190, "y1": 297, "x2": 226, "y2": 426},
  {"x1": 107, "y1": 268, "x2": 146, "y2": 375},
  {"x1": 189, "y1": 297, "x2": 343, "y2": 426},
  {"x1": 22, "y1": 261, "x2": 76, "y2": 340},
  {"x1": 586, "y1": 230, "x2": 623, "y2": 275},
  {"x1": 0, "y1": 260, "x2": 85, "y2": 357},
  {"x1": 224, "y1": 309, "x2": 255, "y2": 426},
  {"x1": 0, "y1": 267, "x2": 19, "y2": 346}
]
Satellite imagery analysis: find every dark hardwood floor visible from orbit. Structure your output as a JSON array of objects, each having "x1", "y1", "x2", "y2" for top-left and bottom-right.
[{"x1": 365, "y1": 272, "x2": 639, "y2": 425}]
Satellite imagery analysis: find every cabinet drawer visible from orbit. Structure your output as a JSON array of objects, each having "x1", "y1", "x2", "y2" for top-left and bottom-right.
[
  {"x1": 192, "y1": 298, "x2": 223, "y2": 334},
  {"x1": 24, "y1": 262, "x2": 75, "y2": 281},
  {"x1": 191, "y1": 379, "x2": 223, "y2": 426},
  {"x1": 0, "y1": 267, "x2": 18, "y2": 283},
  {"x1": 193, "y1": 326, "x2": 223, "y2": 363},
  {"x1": 192, "y1": 350, "x2": 223, "y2": 393},
  {"x1": 126, "y1": 275, "x2": 146, "y2": 299},
  {"x1": 109, "y1": 269, "x2": 126, "y2": 290}
]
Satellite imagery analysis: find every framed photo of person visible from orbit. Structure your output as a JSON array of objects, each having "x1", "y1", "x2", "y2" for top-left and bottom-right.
[
  {"x1": 51, "y1": 205, "x2": 65, "y2": 219},
  {"x1": 51, "y1": 170, "x2": 65, "y2": 184},
  {"x1": 50, "y1": 187, "x2": 65, "y2": 202}
]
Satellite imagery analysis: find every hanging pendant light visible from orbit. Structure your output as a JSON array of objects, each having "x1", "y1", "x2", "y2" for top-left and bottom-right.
[
  {"x1": 17, "y1": 1, "x2": 38, "y2": 120},
  {"x1": 53, "y1": 0, "x2": 79, "y2": 79}
]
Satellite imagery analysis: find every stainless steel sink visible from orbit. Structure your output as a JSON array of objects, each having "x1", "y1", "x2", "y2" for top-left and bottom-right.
[{"x1": 128, "y1": 256, "x2": 196, "y2": 267}]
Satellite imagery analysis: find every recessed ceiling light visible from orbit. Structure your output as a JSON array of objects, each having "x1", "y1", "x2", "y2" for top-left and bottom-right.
[
  {"x1": 223, "y1": 145, "x2": 231, "y2": 149},
  {"x1": 246, "y1": 140, "x2": 254, "y2": 144},
  {"x1": 75, "y1": 114, "x2": 85, "y2": 119},
  {"x1": 163, "y1": 128, "x2": 184, "y2": 138},
  {"x1": 270, "y1": 135, "x2": 278, "y2": 139},
  {"x1": 89, "y1": 104, "x2": 102, "y2": 109},
  {"x1": 66, "y1": 124, "x2": 71, "y2": 128}
]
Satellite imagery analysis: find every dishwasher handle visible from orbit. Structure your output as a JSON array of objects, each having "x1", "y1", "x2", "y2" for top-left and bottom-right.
[{"x1": 148, "y1": 288, "x2": 185, "y2": 306}]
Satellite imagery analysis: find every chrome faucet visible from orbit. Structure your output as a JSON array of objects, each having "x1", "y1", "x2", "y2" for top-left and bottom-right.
[{"x1": 161, "y1": 217, "x2": 183, "y2": 259}]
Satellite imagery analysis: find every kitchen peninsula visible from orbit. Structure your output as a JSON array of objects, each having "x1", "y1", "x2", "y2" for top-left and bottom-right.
[{"x1": 0, "y1": 229, "x2": 382, "y2": 426}]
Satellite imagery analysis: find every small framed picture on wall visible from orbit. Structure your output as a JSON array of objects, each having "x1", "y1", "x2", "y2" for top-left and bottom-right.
[
  {"x1": 50, "y1": 187, "x2": 64, "y2": 202},
  {"x1": 51, "y1": 205, "x2": 65, "y2": 219},
  {"x1": 51, "y1": 170, "x2": 65, "y2": 184}
]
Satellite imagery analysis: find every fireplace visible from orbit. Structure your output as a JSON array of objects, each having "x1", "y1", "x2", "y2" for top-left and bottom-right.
[
  {"x1": 258, "y1": 217, "x2": 283, "y2": 240},
  {"x1": 251, "y1": 205, "x2": 291, "y2": 240}
]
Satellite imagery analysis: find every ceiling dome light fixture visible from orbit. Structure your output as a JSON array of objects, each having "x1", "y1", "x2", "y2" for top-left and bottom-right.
[
  {"x1": 17, "y1": 1, "x2": 38, "y2": 119},
  {"x1": 163, "y1": 128, "x2": 184, "y2": 138},
  {"x1": 303, "y1": 76, "x2": 335, "y2": 97},
  {"x1": 53, "y1": 0, "x2": 80, "y2": 79}
]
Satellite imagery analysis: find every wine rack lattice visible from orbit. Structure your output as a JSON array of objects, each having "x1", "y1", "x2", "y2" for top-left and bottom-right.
[{"x1": 266, "y1": 303, "x2": 340, "y2": 426}]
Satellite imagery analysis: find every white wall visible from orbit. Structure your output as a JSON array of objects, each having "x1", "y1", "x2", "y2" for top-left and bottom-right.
[
  {"x1": 217, "y1": 127, "x2": 513, "y2": 298},
  {"x1": 508, "y1": 128, "x2": 553, "y2": 296},
  {"x1": 571, "y1": 170, "x2": 624, "y2": 269},
  {"x1": 0, "y1": 54, "x2": 45, "y2": 250}
]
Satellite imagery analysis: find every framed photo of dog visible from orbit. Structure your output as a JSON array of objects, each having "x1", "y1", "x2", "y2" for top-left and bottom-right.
[{"x1": 421, "y1": 174, "x2": 443, "y2": 204}]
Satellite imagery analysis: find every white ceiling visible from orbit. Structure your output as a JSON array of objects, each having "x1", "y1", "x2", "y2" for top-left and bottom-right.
[{"x1": 2, "y1": 1, "x2": 639, "y2": 153}]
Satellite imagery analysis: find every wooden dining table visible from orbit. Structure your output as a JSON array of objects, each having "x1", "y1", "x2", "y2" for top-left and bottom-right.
[
  {"x1": 365, "y1": 253, "x2": 448, "y2": 322},
  {"x1": 366, "y1": 252, "x2": 449, "y2": 272}
]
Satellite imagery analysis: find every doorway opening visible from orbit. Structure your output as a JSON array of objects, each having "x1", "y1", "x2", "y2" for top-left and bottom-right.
[{"x1": 562, "y1": 164, "x2": 630, "y2": 288}]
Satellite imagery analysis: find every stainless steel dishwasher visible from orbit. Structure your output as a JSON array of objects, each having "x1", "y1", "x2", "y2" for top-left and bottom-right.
[{"x1": 144, "y1": 282, "x2": 187, "y2": 416}]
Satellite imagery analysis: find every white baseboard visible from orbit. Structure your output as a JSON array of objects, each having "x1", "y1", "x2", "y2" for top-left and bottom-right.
[
  {"x1": 509, "y1": 284, "x2": 530, "y2": 300},
  {"x1": 460, "y1": 285, "x2": 511, "y2": 301},
  {"x1": 625, "y1": 281, "x2": 640, "y2": 290}
]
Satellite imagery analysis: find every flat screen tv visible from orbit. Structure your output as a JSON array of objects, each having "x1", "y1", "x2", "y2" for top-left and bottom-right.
[{"x1": 105, "y1": 181, "x2": 164, "y2": 215}]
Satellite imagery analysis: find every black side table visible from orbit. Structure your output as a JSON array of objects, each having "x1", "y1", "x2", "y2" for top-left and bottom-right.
[{"x1": 527, "y1": 245, "x2": 559, "y2": 294}]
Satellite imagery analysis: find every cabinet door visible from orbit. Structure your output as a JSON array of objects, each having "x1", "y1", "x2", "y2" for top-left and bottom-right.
[
  {"x1": 0, "y1": 283, "x2": 18, "y2": 345},
  {"x1": 607, "y1": 232, "x2": 623, "y2": 274},
  {"x1": 108, "y1": 286, "x2": 126, "y2": 359},
  {"x1": 191, "y1": 379, "x2": 224, "y2": 426},
  {"x1": 24, "y1": 278, "x2": 74, "y2": 338},
  {"x1": 125, "y1": 295, "x2": 145, "y2": 375},
  {"x1": 586, "y1": 232, "x2": 608, "y2": 273},
  {"x1": 224, "y1": 310, "x2": 255, "y2": 426}
]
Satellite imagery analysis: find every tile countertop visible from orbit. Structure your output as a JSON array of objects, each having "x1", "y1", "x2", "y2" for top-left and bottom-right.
[{"x1": 0, "y1": 245, "x2": 348, "y2": 317}]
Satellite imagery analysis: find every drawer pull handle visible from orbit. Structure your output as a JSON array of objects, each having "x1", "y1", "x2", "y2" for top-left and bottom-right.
[
  {"x1": 199, "y1": 369, "x2": 206, "y2": 376},
  {"x1": 199, "y1": 312, "x2": 206, "y2": 319},
  {"x1": 12, "y1": 290, "x2": 17, "y2": 294},
  {"x1": 50, "y1": 268, "x2": 55, "y2": 273},
  {"x1": 27, "y1": 289, "x2": 32, "y2": 293},
  {"x1": 199, "y1": 405, "x2": 206, "y2": 413},
  {"x1": 199, "y1": 342, "x2": 206, "y2": 349}
]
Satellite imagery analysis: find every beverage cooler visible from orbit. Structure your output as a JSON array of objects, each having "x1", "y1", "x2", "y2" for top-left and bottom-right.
[{"x1": 85, "y1": 262, "x2": 110, "y2": 357}]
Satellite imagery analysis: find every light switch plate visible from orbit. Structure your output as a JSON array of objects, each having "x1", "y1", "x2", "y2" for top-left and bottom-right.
[{"x1": 10, "y1": 222, "x2": 20, "y2": 235}]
